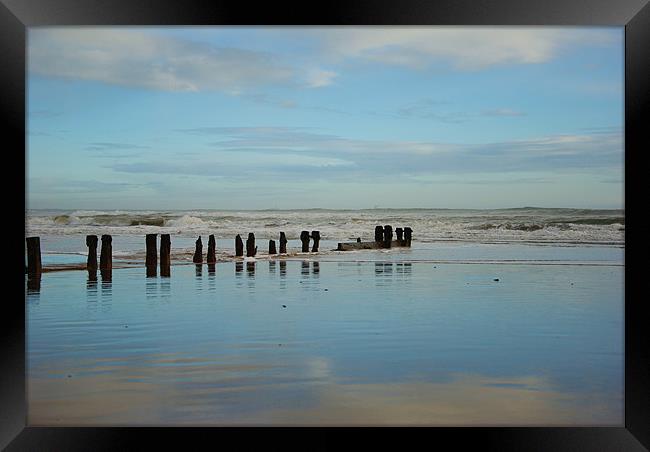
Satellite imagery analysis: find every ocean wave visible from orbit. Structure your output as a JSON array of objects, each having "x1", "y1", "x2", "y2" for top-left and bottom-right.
[{"x1": 26, "y1": 208, "x2": 625, "y2": 246}]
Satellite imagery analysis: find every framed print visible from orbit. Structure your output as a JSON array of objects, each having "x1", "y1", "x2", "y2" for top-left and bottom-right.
[{"x1": 2, "y1": 0, "x2": 649, "y2": 449}]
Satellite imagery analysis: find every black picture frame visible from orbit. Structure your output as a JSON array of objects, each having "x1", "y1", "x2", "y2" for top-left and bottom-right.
[{"x1": 3, "y1": 0, "x2": 648, "y2": 449}]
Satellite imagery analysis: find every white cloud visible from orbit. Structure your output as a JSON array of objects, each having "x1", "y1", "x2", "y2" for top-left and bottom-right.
[
  {"x1": 304, "y1": 68, "x2": 338, "y2": 87},
  {"x1": 29, "y1": 28, "x2": 294, "y2": 92},
  {"x1": 313, "y1": 27, "x2": 618, "y2": 70}
]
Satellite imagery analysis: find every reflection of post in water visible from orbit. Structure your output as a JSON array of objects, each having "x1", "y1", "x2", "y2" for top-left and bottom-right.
[
  {"x1": 374, "y1": 262, "x2": 393, "y2": 279},
  {"x1": 146, "y1": 273, "x2": 158, "y2": 299},
  {"x1": 86, "y1": 271, "x2": 98, "y2": 302},
  {"x1": 26, "y1": 273, "x2": 41, "y2": 294},
  {"x1": 246, "y1": 261, "x2": 255, "y2": 277},
  {"x1": 313, "y1": 261, "x2": 320, "y2": 275},
  {"x1": 279, "y1": 260, "x2": 286, "y2": 277},
  {"x1": 100, "y1": 269, "x2": 112, "y2": 298},
  {"x1": 100, "y1": 268, "x2": 112, "y2": 282},
  {"x1": 235, "y1": 261, "x2": 243, "y2": 275},
  {"x1": 195, "y1": 264, "x2": 203, "y2": 278},
  {"x1": 146, "y1": 265, "x2": 157, "y2": 278},
  {"x1": 269, "y1": 260, "x2": 276, "y2": 274},
  {"x1": 395, "y1": 262, "x2": 412, "y2": 277},
  {"x1": 160, "y1": 275, "x2": 171, "y2": 301},
  {"x1": 301, "y1": 260, "x2": 310, "y2": 276},
  {"x1": 207, "y1": 264, "x2": 216, "y2": 292}
]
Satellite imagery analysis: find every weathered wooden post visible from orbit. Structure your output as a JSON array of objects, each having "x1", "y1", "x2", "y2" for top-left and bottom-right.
[
  {"x1": 311, "y1": 231, "x2": 320, "y2": 252},
  {"x1": 160, "y1": 234, "x2": 171, "y2": 277},
  {"x1": 300, "y1": 231, "x2": 310, "y2": 252},
  {"x1": 383, "y1": 225, "x2": 393, "y2": 248},
  {"x1": 396, "y1": 228, "x2": 404, "y2": 245},
  {"x1": 26, "y1": 237, "x2": 42, "y2": 275},
  {"x1": 146, "y1": 234, "x2": 157, "y2": 268},
  {"x1": 86, "y1": 235, "x2": 98, "y2": 272},
  {"x1": 235, "y1": 234, "x2": 244, "y2": 257},
  {"x1": 269, "y1": 240, "x2": 277, "y2": 255},
  {"x1": 404, "y1": 227, "x2": 412, "y2": 247},
  {"x1": 375, "y1": 226, "x2": 384, "y2": 243},
  {"x1": 193, "y1": 236, "x2": 203, "y2": 263},
  {"x1": 246, "y1": 233, "x2": 257, "y2": 257},
  {"x1": 207, "y1": 234, "x2": 216, "y2": 264},
  {"x1": 279, "y1": 232, "x2": 287, "y2": 254},
  {"x1": 100, "y1": 235, "x2": 112, "y2": 272}
]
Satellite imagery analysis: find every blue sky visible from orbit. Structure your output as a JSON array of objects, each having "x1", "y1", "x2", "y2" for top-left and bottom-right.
[{"x1": 27, "y1": 27, "x2": 624, "y2": 210}]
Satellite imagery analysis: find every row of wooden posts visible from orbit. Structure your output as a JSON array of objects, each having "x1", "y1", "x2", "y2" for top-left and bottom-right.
[
  {"x1": 24, "y1": 230, "x2": 322, "y2": 276},
  {"x1": 228, "y1": 231, "x2": 320, "y2": 263},
  {"x1": 25, "y1": 226, "x2": 412, "y2": 276}
]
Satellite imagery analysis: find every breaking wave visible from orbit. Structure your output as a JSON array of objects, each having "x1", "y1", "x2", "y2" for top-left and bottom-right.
[{"x1": 26, "y1": 208, "x2": 625, "y2": 246}]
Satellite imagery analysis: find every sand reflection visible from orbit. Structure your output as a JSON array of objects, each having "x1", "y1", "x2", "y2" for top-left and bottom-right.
[{"x1": 27, "y1": 361, "x2": 621, "y2": 426}]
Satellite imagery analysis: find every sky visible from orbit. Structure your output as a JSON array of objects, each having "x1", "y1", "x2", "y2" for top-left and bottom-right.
[{"x1": 26, "y1": 27, "x2": 624, "y2": 210}]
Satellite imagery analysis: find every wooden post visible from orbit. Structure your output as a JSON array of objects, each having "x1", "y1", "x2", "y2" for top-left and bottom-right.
[
  {"x1": 193, "y1": 236, "x2": 203, "y2": 263},
  {"x1": 235, "y1": 234, "x2": 244, "y2": 257},
  {"x1": 86, "y1": 235, "x2": 98, "y2": 272},
  {"x1": 26, "y1": 237, "x2": 42, "y2": 275},
  {"x1": 160, "y1": 234, "x2": 171, "y2": 277},
  {"x1": 269, "y1": 240, "x2": 277, "y2": 255},
  {"x1": 300, "y1": 231, "x2": 310, "y2": 252},
  {"x1": 404, "y1": 227, "x2": 412, "y2": 247},
  {"x1": 246, "y1": 233, "x2": 257, "y2": 257},
  {"x1": 311, "y1": 231, "x2": 320, "y2": 252},
  {"x1": 146, "y1": 234, "x2": 157, "y2": 268},
  {"x1": 100, "y1": 235, "x2": 112, "y2": 271},
  {"x1": 396, "y1": 228, "x2": 404, "y2": 245},
  {"x1": 207, "y1": 234, "x2": 216, "y2": 264},
  {"x1": 375, "y1": 226, "x2": 384, "y2": 243},
  {"x1": 383, "y1": 225, "x2": 393, "y2": 248},
  {"x1": 279, "y1": 232, "x2": 287, "y2": 254}
]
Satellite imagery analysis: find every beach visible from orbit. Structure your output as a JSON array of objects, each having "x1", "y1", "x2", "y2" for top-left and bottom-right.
[{"x1": 25, "y1": 208, "x2": 624, "y2": 425}]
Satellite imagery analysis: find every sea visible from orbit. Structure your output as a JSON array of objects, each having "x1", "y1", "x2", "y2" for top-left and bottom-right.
[{"x1": 25, "y1": 207, "x2": 625, "y2": 425}]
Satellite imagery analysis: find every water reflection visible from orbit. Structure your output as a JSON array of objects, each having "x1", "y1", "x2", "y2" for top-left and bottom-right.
[
  {"x1": 160, "y1": 276, "x2": 171, "y2": 302},
  {"x1": 146, "y1": 265, "x2": 157, "y2": 278},
  {"x1": 235, "y1": 261, "x2": 243, "y2": 275},
  {"x1": 100, "y1": 271, "x2": 112, "y2": 301},
  {"x1": 269, "y1": 260, "x2": 276, "y2": 274},
  {"x1": 195, "y1": 264, "x2": 203, "y2": 278},
  {"x1": 301, "y1": 260, "x2": 310, "y2": 276},
  {"x1": 86, "y1": 271, "x2": 98, "y2": 303},
  {"x1": 279, "y1": 260, "x2": 287, "y2": 290},
  {"x1": 246, "y1": 261, "x2": 255, "y2": 276},
  {"x1": 146, "y1": 275, "x2": 158, "y2": 300},
  {"x1": 26, "y1": 273, "x2": 41, "y2": 296},
  {"x1": 313, "y1": 262, "x2": 320, "y2": 276},
  {"x1": 100, "y1": 268, "x2": 112, "y2": 283},
  {"x1": 207, "y1": 265, "x2": 216, "y2": 293}
]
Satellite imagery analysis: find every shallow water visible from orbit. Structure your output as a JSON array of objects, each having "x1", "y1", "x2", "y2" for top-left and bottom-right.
[{"x1": 26, "y1": 244, "x2": 623, "y2": 425}]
